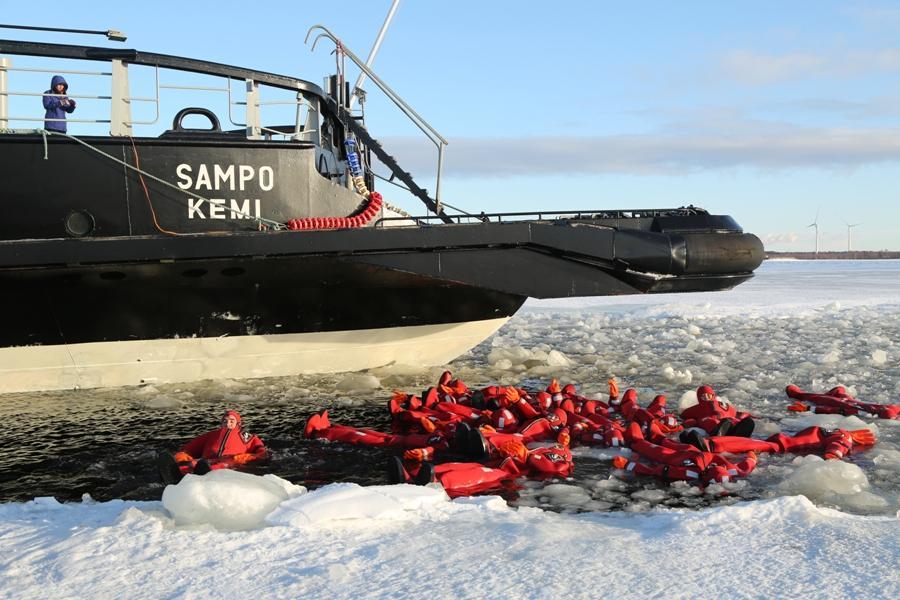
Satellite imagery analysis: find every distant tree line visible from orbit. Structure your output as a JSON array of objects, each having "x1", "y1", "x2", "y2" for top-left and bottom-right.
[{"x1": 766, "y1": 251, "x2": 900, "y2": 260}]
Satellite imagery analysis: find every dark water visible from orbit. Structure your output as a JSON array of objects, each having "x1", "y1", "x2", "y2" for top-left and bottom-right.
[{"x1": 0, "y1": 370, "x2": 742, "y2": 512}]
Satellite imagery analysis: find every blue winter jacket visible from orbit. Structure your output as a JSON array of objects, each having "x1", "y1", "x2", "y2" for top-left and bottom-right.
[{"x1": 43, "y1": 75, "x2": 76, "y2": 133}]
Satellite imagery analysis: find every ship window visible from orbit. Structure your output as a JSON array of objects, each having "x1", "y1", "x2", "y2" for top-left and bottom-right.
[
  {"x1": 221, "y1": 267, "x2": 245, "y2": 277},
  {"x1": 181, "y1": 268, "x2": 207, "y2": 278}
]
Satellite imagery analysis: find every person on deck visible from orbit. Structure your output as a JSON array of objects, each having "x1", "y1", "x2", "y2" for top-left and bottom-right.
[{"x1": 42, "y1": 75, "x2": 76, "y2": 133}]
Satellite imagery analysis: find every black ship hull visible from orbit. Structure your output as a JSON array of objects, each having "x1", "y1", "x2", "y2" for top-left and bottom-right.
[
  {"x1": 0, "y1": 221, "x2": 762, "y2": 392},
  {"x1": 0, "y1": 37, "x2": 765, "y2": 393}
]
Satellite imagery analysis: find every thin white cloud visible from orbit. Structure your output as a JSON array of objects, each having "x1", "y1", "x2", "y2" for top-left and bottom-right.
[
  {"x1": 763, "y1": 232, "x2": 800, "y2": 245},
  {"x1": 719, "y1": 49, "x2": 900, "y2": 85},
  {"x1": 378, "y1": 125, "x2": 900, "y2": 178}
]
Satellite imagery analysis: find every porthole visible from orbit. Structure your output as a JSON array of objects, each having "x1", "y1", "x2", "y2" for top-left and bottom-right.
[{"x1": 65, "y1": 209, "x2": 95, "y2": 237}]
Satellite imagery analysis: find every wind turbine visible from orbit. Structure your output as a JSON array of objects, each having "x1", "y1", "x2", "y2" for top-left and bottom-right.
[
  {"x1": 807, "y1": 210, "x2": 820, "y2": 257},
  {"x1": 843, "y1": 220, "x2": 862, "y2": 252}
]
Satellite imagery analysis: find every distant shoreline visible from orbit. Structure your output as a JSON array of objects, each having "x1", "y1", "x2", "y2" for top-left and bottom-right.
[{"x1": 766, "y1": 251, "x2": 900, "y2": 260}]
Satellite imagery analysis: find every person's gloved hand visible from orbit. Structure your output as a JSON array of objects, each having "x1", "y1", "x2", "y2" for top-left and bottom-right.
[
  {"x1": 849, "y1": 429, "x2": 876, "y2": 446},
  {"x1": 787, "y1": 401, "x2": 809, "y2": 412},
  {"x1": 418, "y1": 417, "x2": 436, "y2": 433},
  {"x1": 607, "y1": 377, "x2": 619, "y2": 399},
  {"x1": 403, "y1": 448, "x2": 433, "y2": 462},
  {"x1": 497, "y1": 440, "x2": 527, "y2": 463},
  {"x1": 612, "y1": 456, "x2": 629, "y2": 469},
  {"x1": 232, "y1": 453, "x2": 255, "y2": 465},
  {"x1": 557, "y1": 428, "x2": 571, "y2": 448},
  {"x1": 173, "y1": 452, "x2": 193, "y2": 463}
]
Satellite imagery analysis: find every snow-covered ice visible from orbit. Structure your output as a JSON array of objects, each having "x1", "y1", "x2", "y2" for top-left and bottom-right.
[{"x1": 1, "y1": 475, "x2": 898, "y2": 599}]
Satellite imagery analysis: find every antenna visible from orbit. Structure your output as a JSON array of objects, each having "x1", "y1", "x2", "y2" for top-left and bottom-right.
[
  {"x1": 842, "y1": 220, "x2": 862, "y2": 252},
  {"x1": 0, "y1": 24, "x2": 126, "y2": 41},
  {"x1": 350, "y1": 0, "x2": 401, "y2": 110},
  {"x1": 807, "y1": 209, "x2": 820, "y2": 257}
]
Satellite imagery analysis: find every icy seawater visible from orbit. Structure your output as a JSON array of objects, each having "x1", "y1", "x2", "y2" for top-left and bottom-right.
[{"x1": 0, "y1": 260, "x2": 898, "y2": 516}]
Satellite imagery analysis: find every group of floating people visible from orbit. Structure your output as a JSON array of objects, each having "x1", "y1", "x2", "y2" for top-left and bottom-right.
[{"x1": 159, "y1": 375, "x2": 898, "y2": 497}]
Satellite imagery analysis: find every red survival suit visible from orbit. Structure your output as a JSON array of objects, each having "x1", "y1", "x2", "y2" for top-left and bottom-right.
[
  {"x1": 786, "y1": 385, "x2": 900, "y2": 420},
  {"x1": 706, "y1": 426, "x2": 876, "y2": 460},
  {"x1": 680, "y1": 385, "x2": 751, "y2": 434},
  {"x1": 415, "y1": 440, "x2": 574, "y2": 498},
  {"x1": 175, "y1": 410, "x2": 268, "y2": 473},
  {"x1": 304, "y1": 410, "x2": 450, "y2": 455}
]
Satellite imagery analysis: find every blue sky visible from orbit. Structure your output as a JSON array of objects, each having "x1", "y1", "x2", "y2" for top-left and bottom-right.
[{"x1": 3, "y1": 0, "x2": 900, "y2": 251}]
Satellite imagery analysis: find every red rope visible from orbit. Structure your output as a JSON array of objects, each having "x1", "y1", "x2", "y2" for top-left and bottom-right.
[{"x1": 285, "y1": 191, "x2": 383, "y2": 231}]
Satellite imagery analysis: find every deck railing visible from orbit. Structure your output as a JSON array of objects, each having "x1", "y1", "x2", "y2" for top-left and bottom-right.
[{"x1": 0, "y1": 53, "x2": 315, "y2": 141}]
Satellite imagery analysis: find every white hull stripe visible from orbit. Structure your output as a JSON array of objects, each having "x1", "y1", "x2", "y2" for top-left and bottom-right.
[{"x1": 0, "y1": 317, "x2": 511, "y2": 394}]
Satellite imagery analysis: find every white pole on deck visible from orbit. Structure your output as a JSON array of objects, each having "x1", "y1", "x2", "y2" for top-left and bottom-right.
[
  {"x1": 0, "y1": 57, "x2": 9, "y2": 129},
  {"x1": 349, "y1": 0, "x2": 401, "y2": 110}
]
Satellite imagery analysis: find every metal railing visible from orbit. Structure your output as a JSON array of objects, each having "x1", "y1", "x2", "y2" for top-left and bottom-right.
[
  {"x1": 0, "y1": 62, "x2": 113, "y2": 127},
  {"x1": 306, "y1": 24, "x2": 448, "y2": 212},
  {"x1": 0, "y1": 56, "x2": 314, "y2": 140},
  {"x1": 374, "y1": 206, "x2": 709, "y2": 227}
]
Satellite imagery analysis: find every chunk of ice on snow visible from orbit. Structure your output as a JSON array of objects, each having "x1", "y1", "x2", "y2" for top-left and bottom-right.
[
  {"x1": 162, "y1": 470, "x2": 305, "y2": 531},
  {"x1": 779, "y1": 455, "x2": 870, "y2": 498},
  {"x1": 267, "y1": 483, "x2": 448, "y2": 527}
]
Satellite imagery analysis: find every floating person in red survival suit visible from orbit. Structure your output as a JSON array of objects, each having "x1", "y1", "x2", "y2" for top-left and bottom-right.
[
  {"x1": 696, "y1": 426, "x2": 876, "y2": 460},
  {"x1": 157, "y1": 410, "x2": 268, "y2": 484},
  {"x1": 392, "y1": 438, "x2": 574, "y2": 497},
  {"x1": 785, "y1": 384, "x2": 900, "y2": 420},
  {"x1": 680, "y1": 384, "x2": 755, "y2": 437},
  {"x1": 304, "y1": 410, "x2": 451, "y2": 457}
]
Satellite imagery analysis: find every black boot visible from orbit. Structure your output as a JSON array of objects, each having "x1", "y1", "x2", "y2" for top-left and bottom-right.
[
  {"x1": 156, "y1": 452, "x2": 184, "y2": 485},
  {"x1": 731, "y1": 416, "x2": 755, "y2": 438},
  {"x1": 684, "y1": 430, "x2": 710, "y2": 452},
  {"x1": 412, "y1": 462, "x2": 435, "y2": 485},
  {"x1": 468, "y1": 427, "x2": 491, "y2": 461},
  {"x1": 193, "y1": 459, "x2": 212, "y2": 476},
  {"x1": 711, "y1": 419, "x2": 732, "y2": 437},
  {"x1": 387, "y1": 456, "x2": 406, "y2": 484},
  {"x1": 454, "y1": 423, "x2": 473, "y2": 453}
]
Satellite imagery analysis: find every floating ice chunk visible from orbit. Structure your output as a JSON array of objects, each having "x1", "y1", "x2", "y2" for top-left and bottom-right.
[
  {"x1": 162, "y1": 470, "x2": 304, "y2": 531},
  {"x1": 779, "y1": 455, "x2": 870, "y2": 498},
  {"x1": 687, "y1": 323, "x2": 701, "y2": 336},
  {"x1": 335, "y1": 373, "x2": 381, "y2": 392},
  {"x1": 540, "y1": 483, "x2": 592, "y2": 507},
  {"x1": 662, "y1": 366, "x2": 693, "y2": 385},
  {"x1": 546, "y1": 350, "x2": 571, "y2": 367},
  {"x1": 870, "y1": 350, "x2": 887, "y2": 366},
  {"x1": 872, "y1": 449, "x2": 900, "y2": 482},
  {"x1": 631, "y1": 489, "x2": 668, "y2": 503},
  {"x1": 734, "y1": 379, "x2": 759, "y2": 393},
  {"x1": 825, "y1": 301, "x2": 841, "y2": 312},
  {"x1": 833, "y1": 490, "x2": 889, "y2": 513},
  {"x1": 780, "y1": 414, "x2": 878, "y2": 435},
  {"x1": 487, "y1": 345, "x2": 570, "y2": 371},
  {"x1": 143, "y1": 394, "x2": 185, "y2": 409},
  {"x1": 820, "y1": 350, "x2": 840, "y2": 364},
  {"x1": 492, "y1": 358, "x2": 513, "y2": 371}
]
